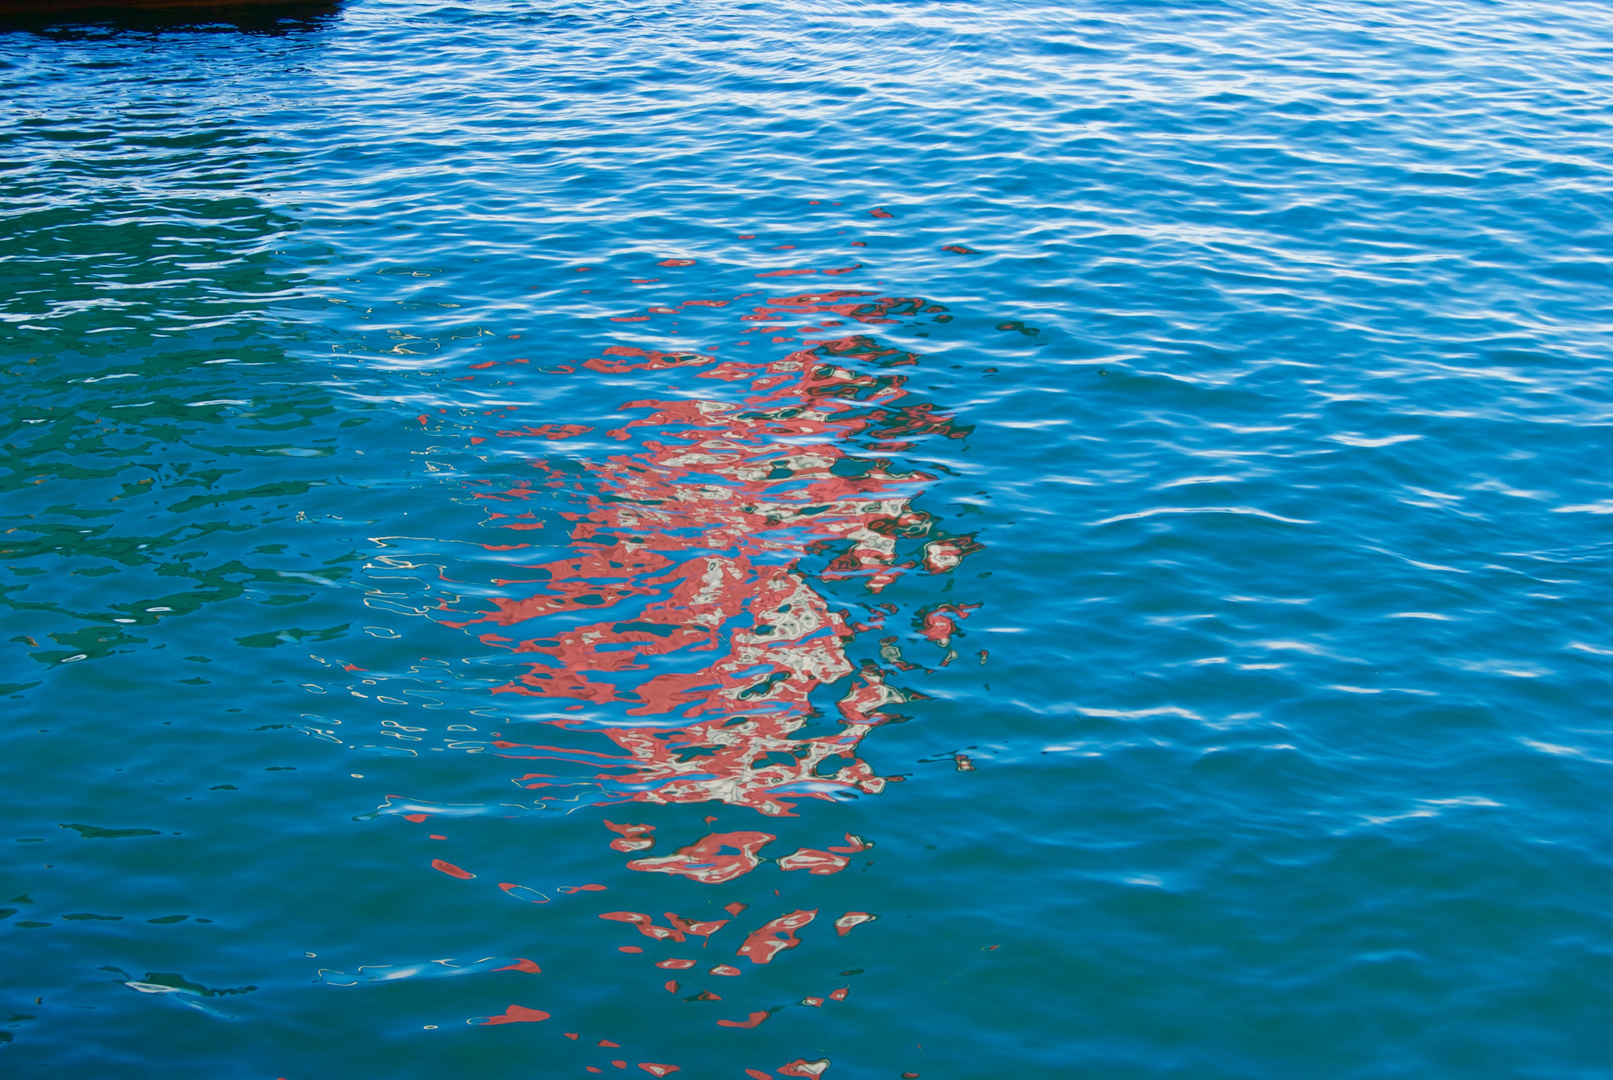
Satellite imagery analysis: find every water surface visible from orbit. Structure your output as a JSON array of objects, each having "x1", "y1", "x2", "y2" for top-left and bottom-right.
[{"x1": 4, "y1": 1, "x2": 1613, "y2": 1076}]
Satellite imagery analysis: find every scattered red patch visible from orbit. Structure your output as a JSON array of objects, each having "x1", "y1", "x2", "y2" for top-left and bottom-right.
[
  {"x1": 737, "y1": 910, "x2": 816, "y2": 964},
  {"x1": 664, "y1": 912, "x2": 729, "y2": 942},
  {"x1": 656, "y1": 959, "x2": 696, "y2": 970},
  {"x1": 829, "y1": 987, "x2": 848, "y2": 1001},
  {"x1": 638, "y1": 1066, "x2": 680, "y2": 1077},
  {"x1": 618, "y1": 946, "x2": 644, "y2": 953},
  {"x1": 869, "y1": 206, "x2": 893, "y2": 218},
  {"x1": 708, "y1": 964, "x2": 741, "y2": 977},
  {"x1": 717, "y1": 1011, "x2": 771, "y2": 1029},
  {"x1": 600, "y1": 911, "x2": 684, "y2": 942},
  {"x1": 776, "y1": 848, "x2": 848, "y2": 875},
  {"x1": 834, "y1": 912, "x2": 876, "y2": 936},
  {"x1": 430, "y1": 859, "x2": 474, "y2": 879},
  {"x1": 940, "y1": 245, "x2": 977, "y2": 255},
  {"x1": 604, "y1": 820, "x2": 656, "y2": 853},
  {"x1": 627, "y1": 832, "x2": 775, "y2": 885},
  {"x1": 497, "y1": 424, "x2": 592, "y2": 440},
  {"x1": 778, "y1": 1060, "x2": 831, "y2": 1077},
  {"x1": 658, "y1": 259, "x2": 696, "y2": 267},
  {"x1": 478, "y1": 1004, "x2": 549, "y2": 1025},
  {"x1": 403, "y1": 814, "x2": 429, "y2": 823},
  {"x1": 491, "y1": 958, "x2": 542, "y2": 974}
]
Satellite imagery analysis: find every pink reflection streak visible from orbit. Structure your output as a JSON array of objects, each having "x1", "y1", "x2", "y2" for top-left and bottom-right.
[
  {"x1": 477, "y1": 1004, "x2": 550, "y2": 1025},
  {"x1": 451, "y1": 291, "x2": 976, "y2": 826},
  {"x1": 443, "y1": 287, "x2": 980, "y2": 1066}
]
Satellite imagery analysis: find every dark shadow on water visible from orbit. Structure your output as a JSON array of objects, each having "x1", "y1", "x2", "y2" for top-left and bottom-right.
[{"x1": 0, "y1": 0, "x2": 340, "y2": 35}]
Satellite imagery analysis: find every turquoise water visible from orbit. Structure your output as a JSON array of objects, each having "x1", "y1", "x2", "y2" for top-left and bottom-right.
[{"x1": 4, "y1": 0, "x2": 1613, "y2": 1075}]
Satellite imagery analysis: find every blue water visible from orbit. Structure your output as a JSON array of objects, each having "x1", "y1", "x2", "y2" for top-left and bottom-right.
[{"x1": 4, "y1": 1, "x2": 1613, "y2": 1076}]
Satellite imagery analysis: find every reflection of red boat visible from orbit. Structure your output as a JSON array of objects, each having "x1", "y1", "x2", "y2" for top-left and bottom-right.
[{"x1": 452, "y1": 288, "x2": 982, "y2": 825}]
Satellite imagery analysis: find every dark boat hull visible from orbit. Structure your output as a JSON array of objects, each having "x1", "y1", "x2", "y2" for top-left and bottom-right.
[{"x1": 0, "y1": 0, "x2": 332, "y2": 14}]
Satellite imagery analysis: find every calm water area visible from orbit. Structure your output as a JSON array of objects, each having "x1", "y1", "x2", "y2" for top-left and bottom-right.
[{"x1": 3, "y1": 1, "x2": 1613, "y2": 1076}]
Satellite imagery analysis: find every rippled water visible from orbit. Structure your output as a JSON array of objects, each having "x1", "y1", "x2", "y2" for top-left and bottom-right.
[{"x1": 4, "y1": 1, "x2": 1613, "y2": 1076}]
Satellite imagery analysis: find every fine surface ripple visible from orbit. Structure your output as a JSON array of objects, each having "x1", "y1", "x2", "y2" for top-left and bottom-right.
[{"x1": 3, "y1": 1, "x2": 1613, "y2": 1077}]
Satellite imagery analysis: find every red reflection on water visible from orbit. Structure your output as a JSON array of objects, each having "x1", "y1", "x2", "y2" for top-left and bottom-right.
[
  {"x1": 775, "y1": 848, "x2": 848, "y2": 874},
  {"x1": 477, "y1": 1004, "x2": 549, "y2": 1025},
  {"x1": 491, "y1": 958, "x2": 543, "y2": 974},
  {"x1": 459, "y1": 296, "x2": 972, "y2": 747},
  {"x1": 604, "y1": 820, "x2": 656, "y2": 852},
  {"x1": 431, "y1": 859, "x2": 475, "y2": 879},
  {"x1": 736, "y1": 909, "x2": 816, "y2": 965},
  {"x1": 600, "y1": 911, "x2": 684, "y2": 942},
  {"x1": 497, "y1": 424, "x2": 592, "y2": 441},
  {"x1": 833, "y1": 912, "x2": 875, "y2": 937},
  {"x1": 626, "y1": 832, "x2": 775, "y2": 884},
  {"x1": 446, "y1": 286, "x2": 980, "y2": 1066},
  {"x1": 664, "y1": 912, "x2": 729, "y2": 942}
]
